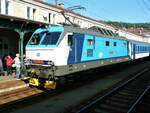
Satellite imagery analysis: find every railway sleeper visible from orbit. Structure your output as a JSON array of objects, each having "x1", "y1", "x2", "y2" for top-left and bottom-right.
[
  {"x1": 118, "y1": 91, "x2": 139, "y2": 97},
  {"x1": 113, "y1": 93, "x2": 139, "y2": 100},
  {"x1": 119, "y1": 88, "x2": 143, "y2": 94},
  {"x1": 107, "y1": 97, "x2": 135, "y2": 105},
  {"x1": 103, "y1": 99, "x2": 132, "y2": 109},
  {"x1": 93, "y1": 108, "x2": 111, "y2": 113},
  {"x1": 99, "y1": 103, "x2": 127, "y2": 113},
  {"x1": 123, "y1": 87, "x2": 145, "y2": 92}
]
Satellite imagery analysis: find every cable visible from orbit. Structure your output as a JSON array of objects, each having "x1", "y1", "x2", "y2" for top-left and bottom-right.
[
  {"x1": 135, "y1": 0, "x2": 150, "y2": 19},
  {"x1": 142, "y1": 0, "x2": 150, "y2": 12}
]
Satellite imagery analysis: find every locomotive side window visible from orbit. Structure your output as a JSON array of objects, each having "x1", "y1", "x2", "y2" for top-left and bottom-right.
[
  {"x1": 106, "y1": 41, "x2": 109, "y2": 46},
  {"x1": 68, "y1": 35, "x2": 73, "y2": 46},
  {"x1": 87, "y1": 49, "x2": 93, "y2": 57},
  {"x1": 87, "y1": 39, "x2": 94, "y2": 45},
  {"x1": 113, "y1": 42, "x2": 117, "y2": 46}
]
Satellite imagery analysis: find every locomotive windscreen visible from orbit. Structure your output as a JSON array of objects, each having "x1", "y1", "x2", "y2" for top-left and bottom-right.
[
  {"x1": 41, "y1": 32, "x2": 61, "y2": 45},
  {"x1": 28, "y1": 31, "x2": 46, "y2": 45},
  {"x1": 28, "y1": 31, "x2": 61, "y2": 45}
]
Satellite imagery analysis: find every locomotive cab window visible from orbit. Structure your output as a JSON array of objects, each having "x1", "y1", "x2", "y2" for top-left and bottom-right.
[
  {"x1": 29, "y1": 34, "x2": 41, "y2": 45},
  {"x1": 28, "y1": 31, "x2": 48, "y2": 45},
  {"x1": 41, "y1": 32, "x2": 61, "y2": 45},
  {"x1": 68, "y1": 35, "x2": 73, "y2": 46}
]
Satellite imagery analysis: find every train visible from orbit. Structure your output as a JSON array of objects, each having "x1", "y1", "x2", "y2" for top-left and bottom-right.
[{"x1": 25, "y1": 25, "x2": 150, "y2": 89}]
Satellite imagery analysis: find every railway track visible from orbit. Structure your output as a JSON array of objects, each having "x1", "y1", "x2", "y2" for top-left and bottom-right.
[
  {"x1": 0, "y1": 87, "x2": 43, "y2": 112},
  {"x1": 0, "y1": 62, "x2": 133, "y2": 113},
  {"x1": 69, "y1": 67, "x2": 150, "y2": 113},
  {"x1": 129, "y1": 86, "x2": 150, "y2": 113},
  {"x1": 0, "y1": 60, "x2": 150, "y2": 113}
]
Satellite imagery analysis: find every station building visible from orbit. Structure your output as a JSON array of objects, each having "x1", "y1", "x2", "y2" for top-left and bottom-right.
[{"x1": 0, "y1": 0, "x2": 147, "y2": 69}]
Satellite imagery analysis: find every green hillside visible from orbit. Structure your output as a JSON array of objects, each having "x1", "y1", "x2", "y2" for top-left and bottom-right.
[{"x1": 106, "y1": 21, "x2": 150, "y2": 29}]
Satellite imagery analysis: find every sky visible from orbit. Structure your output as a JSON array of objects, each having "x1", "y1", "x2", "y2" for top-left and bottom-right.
[{"x1": 46, "y1": 0, "x2": 150, "y2": 23}]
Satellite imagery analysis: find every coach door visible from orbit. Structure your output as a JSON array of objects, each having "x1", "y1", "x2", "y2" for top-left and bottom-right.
[{"x1": 133, "y1": 44, "x2": 136, "y2": 60}]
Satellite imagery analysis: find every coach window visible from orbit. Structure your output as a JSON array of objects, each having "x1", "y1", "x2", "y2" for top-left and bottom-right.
[
  {"x1": 106, "y1": 41, "x2": 109, "y2": 46},
  {"x1": 136, "y1": 46, "x2": 138, "y2": 51},
  {"x1": 68, "y1": 35, "x2": 73, "y2": 46},
  {"x1": 138, "y1": 46, "x2": 140, "y2": 51},
  {"x1": 142, "y1": 46, "x2": 144, "y2": 51}
]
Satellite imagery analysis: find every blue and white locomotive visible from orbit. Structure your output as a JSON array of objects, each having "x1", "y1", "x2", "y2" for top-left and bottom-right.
[{"x1": 25, "y1": 25, "x2": 150, "y2": 89}]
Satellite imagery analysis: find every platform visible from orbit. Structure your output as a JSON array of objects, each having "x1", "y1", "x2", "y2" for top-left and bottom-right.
[{"x1": 0, "y1": 78, "x2": 29, "y2": 96}]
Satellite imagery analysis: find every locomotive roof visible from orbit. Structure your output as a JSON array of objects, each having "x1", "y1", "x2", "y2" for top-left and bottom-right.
[
  {"x1": 63, "y1": 25, "x2": 150, "y2": 45},
  {"x1": 63, "y1": 25, "x2": 127, "y2": 41},
  {"x1": 36, "y1": 25, "x2": 150, "y2": 45}
]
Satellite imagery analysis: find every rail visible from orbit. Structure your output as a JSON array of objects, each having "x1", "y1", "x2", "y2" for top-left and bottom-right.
[
  {"x1": 74, "y1": 67, "x2": 150, "y2": 113},
  {"x1": 127, "y1": 85, "x2": 150, "y2": 113}
]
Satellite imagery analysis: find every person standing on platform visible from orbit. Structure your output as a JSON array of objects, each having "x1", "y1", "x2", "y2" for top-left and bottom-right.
[
  {"x1": 14, "y1": 53, "x2": 21, "y2": 79},
  {"x1": 4, "y1": 54, "x2": 13, "y2": 75}
]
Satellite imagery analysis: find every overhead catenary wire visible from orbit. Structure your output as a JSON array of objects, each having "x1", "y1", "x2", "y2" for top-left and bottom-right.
[
  {"x1": 135, "y1": 0, "x2": 150, "y2": 19},
  {"x1": 142, "y1": 0, "x2": 150, "y2": 12},
  {"x1": 49, "y1": 0, "x2": 149, "y2": 29}
]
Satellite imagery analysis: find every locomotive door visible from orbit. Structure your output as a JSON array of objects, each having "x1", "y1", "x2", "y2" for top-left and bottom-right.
[{"x1": 68, "y1": 33, "x2": 84, "y2": 64}]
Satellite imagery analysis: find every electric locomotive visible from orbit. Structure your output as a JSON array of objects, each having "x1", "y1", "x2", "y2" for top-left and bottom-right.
[{"x1": 25, "y1": 25, "x2": 150, "y2": 89}]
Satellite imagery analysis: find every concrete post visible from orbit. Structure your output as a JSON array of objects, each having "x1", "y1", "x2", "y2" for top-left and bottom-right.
[
  {"x1": 14, "y1": 29, "x2": 24, "y2": 69},
  {"x1": 19, "y1": 31, "x2": 24, "y2": 69}
]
